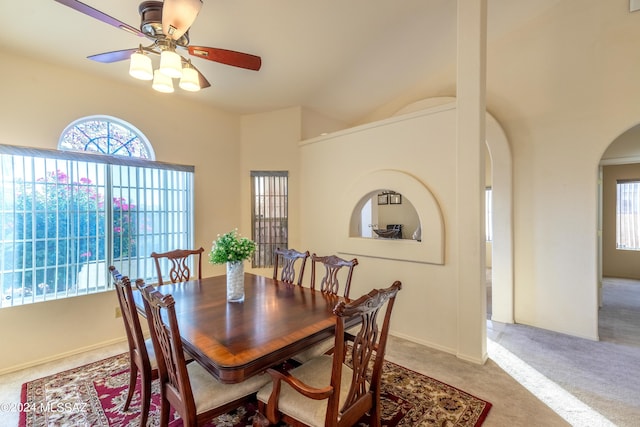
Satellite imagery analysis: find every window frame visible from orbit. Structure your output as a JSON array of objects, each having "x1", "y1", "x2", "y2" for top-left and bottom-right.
[
  {"x1": 0, "y1": 143, "x2": 194, "y2": 307},
  {"x1": 59, "y1": 115, "x2": 155, "y2": 160},
  {"x1": 616, "y1": 179, "x2": 640, "y2": 251},
  {"x1": 251, "y1": 171, "x2": 289, "y2": 268}
]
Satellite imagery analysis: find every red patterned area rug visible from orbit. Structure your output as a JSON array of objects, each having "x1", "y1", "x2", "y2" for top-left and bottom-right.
[{"x1": 19, "y1": 353, "x2": 491, "y2": 426}]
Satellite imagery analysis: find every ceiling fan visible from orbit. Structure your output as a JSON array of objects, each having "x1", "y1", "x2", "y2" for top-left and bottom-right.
[{"x1": 53, "y1": 0, "x2": 262, "y2": 92}]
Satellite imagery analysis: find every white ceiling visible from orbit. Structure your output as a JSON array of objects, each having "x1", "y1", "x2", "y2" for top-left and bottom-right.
[{"x1": 0, "y1": 0, "x2": 561, "y2": 123}]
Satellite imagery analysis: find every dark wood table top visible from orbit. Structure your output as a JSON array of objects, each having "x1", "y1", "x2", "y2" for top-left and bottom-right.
[{"x1": 133, "y1": 273, "x2": 355, "y2": 383}]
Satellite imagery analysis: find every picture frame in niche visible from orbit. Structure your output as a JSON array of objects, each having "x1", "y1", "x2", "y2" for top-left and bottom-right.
[
  {"x1": 390, "y1": 193, "x2": 402, "y2": 205},
  {"x1": 377, "y1": 193, "x2": 388, "y2": 205}
]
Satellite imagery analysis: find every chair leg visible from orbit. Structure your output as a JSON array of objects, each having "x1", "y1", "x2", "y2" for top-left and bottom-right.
[
  {"x1": 159, "y1": 396, "x2": 170, "y2": 427},
  {"x1": 370, "y1": 404, "x2": 381, "y2": 427},
  {"x1": 123, "y1": 363, "x2": 138, "y2": 411},
  {"x1": 139, "y1": 373, "x2": 151, "y2": 427}
]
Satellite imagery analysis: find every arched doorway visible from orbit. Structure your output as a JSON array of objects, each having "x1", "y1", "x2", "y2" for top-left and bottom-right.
[
  {"x1": 486, "y1": 113, "x2": 514, "y2": 324},
  {"x1": 598, "y1": 124, "x2": 640, "y2": 345},
  {"x1": 394, "y1": 97, "x2": 514, "y2": 325}
]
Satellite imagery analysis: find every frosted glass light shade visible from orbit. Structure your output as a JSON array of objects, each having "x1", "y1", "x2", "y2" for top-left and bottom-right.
[
  {"x1": 159, "y1": 50, "x2": 183, "y2": 78},
  {"x1": 152, "y1": 70, "x2": 174, "y2": 93},
  {"x1": 129, "y1": 52, "x2": 153, "y2": 80},
  {"x1": 162, "y1": 0, "x2": 202, "y2": 41},
  {"x1": 179, "y1": 66, "x2": 200, "y2": 91}
]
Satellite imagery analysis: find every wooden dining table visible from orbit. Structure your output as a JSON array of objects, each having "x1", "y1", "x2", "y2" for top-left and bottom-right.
[{"x1": 133, "y1": 273, "x2": 358, "y2": 384}]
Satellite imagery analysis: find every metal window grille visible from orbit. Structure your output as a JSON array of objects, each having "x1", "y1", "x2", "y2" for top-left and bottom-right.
[
  {"x1": 616, "y1": 180, "x2": 640, "y2": 250},
  {"x1": 251, "y1": 171, "x2": 288, "y2": 268},
  {"x1": 0, "y1": 144, "x2": 194, "y2": 308}
]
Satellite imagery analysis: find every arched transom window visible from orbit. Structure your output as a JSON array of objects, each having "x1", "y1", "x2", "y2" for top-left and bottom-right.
[{"x1": 58, "y1": 115, "x2": 155, "y2": 160}]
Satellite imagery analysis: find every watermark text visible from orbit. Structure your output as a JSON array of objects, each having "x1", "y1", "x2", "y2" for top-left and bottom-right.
[{"x1": 0, "y1": 401, "x2": 87, "y2": 413}]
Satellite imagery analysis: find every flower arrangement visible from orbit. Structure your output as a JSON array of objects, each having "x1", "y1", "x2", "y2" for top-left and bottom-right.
[{"x1": 209, "y1": 229, "x2": 256, "y2": 264}]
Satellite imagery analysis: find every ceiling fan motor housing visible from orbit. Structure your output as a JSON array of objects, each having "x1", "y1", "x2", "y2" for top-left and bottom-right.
[{"x1": 139, "y1": 1, "x2": 189, "y2": 47}]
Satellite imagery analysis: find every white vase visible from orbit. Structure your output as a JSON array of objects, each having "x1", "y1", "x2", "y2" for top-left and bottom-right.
[{"x1": 226, "y1": 261, "x2": 245, "y2": 302}]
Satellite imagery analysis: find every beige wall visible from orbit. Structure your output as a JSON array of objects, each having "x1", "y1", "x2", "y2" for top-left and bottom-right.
[
  {"x1": 0, "y1": 50, "x2": 241, "y2": 372},
  {"x1": 356, "y1": 0, "x2": 640, "y2": 340},
  {"x1": 485, "y1": 0, "x2": 638, "y2": 338},
  {"x1": 239, "y1": 107, "x2": 304, "y2": 278},
  {"x1": 297, "y1": 100, "x2": 512, "y2": 359},
  {"x1": 602, "y1": 164, "x2": 640, "y2": 279},
  {"x1": 602, "y1": 125, "x2": 640, "y2": 161},
  {"x1": 299, "y1": 106, "x2": 463, "y2": 355},
  {"x1": 377, "y1": 198, "x2": 420, "y2": 240}
]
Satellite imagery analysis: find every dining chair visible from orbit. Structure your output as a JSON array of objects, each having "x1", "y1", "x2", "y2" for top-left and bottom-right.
[
  {"x1": 150, "y1": 247, "x2": 204, "y2": 285},
  {"x1": 272, "y1": 248, "x2": 310, "y2": 286},
  {"x1": 136, "y1": 279, "x2": 270, "y2": 427},
  {"x1": 109, "y1": 266, "x2": 158, "y2": 427},
  {"x1": 254, "y1": 281, "x2": 402, "y2": 427},
  {"x1": 310, "y1": 254, "x2": 358, "y2": 298},
  {"x1": 292, "y1": 254, "x2": 359, "y2": 363}
]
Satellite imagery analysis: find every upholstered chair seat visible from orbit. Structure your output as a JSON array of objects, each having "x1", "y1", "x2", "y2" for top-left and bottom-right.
[
  {"x1": 256, "y1": 355, "x2": 362, "y2": 426},
  {"x1": 188, "y1": 362, "x2": 270, "y2": 414}
]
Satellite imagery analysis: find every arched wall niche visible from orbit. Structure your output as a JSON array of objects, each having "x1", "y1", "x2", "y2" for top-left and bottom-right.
[
  {"x1": 350, "y1": 190, "x2": 420, "y2": 240},
  {"x1": 341, "y1": 169, "x2": 444, "y2": 264}
]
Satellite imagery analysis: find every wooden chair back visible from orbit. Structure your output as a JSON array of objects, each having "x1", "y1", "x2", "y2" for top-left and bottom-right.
[
  {"x1": 137, "y1": 279, "x2": 197, "y2": 425},
  {"x1": 110, "y1": 266, "x2": 150, "y2": 372},
  {"x1": 330, "y1": 281, "x2": 401, "y2": 425},
  {"x1": 150, "y1": 247, "x2": 204, "y2": 285},
  {"x1": 109, "y1": 266, "x2": 156, "y2": 426},
  {"x1": 261, "y1": 281, "x2": 402, "y2": 426},
  {"x1": 310, "y1": 254, "x2": 358, "y2": 298},
  {"x1": 272, "y1": 247, "x2": 310, "y2": 286}
]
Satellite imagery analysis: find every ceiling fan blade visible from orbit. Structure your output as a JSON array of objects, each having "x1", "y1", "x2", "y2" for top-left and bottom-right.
[
  {"x1": 54, "y1": 0, "x2": 145, "y2": 38},
  {"x1": 88, "y1": 49, "x2": 138, "y2": 63},
  {"x1": 189, "y1": 62, "x2": 211, "y2": 89},
  {"x1": 188, "y1": 46, "x2": 262, "y2": 71}
]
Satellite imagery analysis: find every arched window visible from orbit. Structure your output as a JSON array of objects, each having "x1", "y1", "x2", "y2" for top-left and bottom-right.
[
  {"x1": 0, "y1": 117, "x2": 194, "y2": 308},
  {"x1": 58, "y1": 115, "x2": 155, "y2": 160}
]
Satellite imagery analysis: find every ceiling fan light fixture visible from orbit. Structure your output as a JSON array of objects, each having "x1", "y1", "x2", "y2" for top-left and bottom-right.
[
  {"x1": 162, "y1": 0, "x2": 203, "y2": 42},
  {"x1": 159, "y1": 49, "x2": 183, "y2": 78},
  {"x1": 152, "y1": 70, "x2": 174, "y2": 93},
  {"x1": 57, "y1": 0, "x2": 260, "y2": 94},
  {"x1": 129, "y1": 50, "x2": 153, "y2": 81},
  {"x1": 179, "y1": 63, "x2": 200, "y2": 92}
]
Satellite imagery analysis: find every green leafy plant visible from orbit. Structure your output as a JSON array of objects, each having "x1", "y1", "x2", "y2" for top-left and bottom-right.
[
  {"x1": 209, "y1": 229, "x2": 256, "y2": 264},
  {"x1": 4, "y1": 170, "x2": 139, "y2": 294}
]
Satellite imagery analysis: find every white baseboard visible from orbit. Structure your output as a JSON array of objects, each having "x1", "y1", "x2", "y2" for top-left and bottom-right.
[
  {"x1": 390, "y1": 331, "x2": 488, "y2": 365},
  {"x1": 0, "y1": 337, "x2": 127, "y2": 376},
  {"x1": 389, "y1": 331, "x2": 457, "y2": 356}
]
